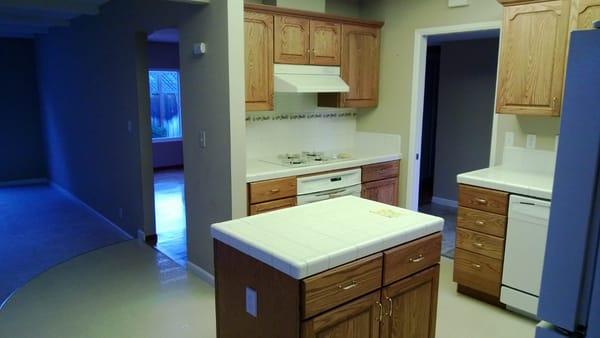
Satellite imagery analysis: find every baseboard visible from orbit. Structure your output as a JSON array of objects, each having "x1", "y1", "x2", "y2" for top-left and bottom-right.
[
  {"x1": 50, "y1": 182, "x2": 133, "y2": 240},
  {"x1": 0, "y1": 178, "x2": 48, "y2": 188},
  {"x1": 187, "y1": 261, "x2": 215, "y2": 287},
  {"x1": 432, "y1": 196, "x2": 458, "y2": 208}
]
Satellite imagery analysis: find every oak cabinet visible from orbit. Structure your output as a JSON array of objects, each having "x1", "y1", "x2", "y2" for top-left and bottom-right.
[
  {"x1": 571, "y1": 0, "x2": 600, "y2": 29},
  {"x1": 380, "y1": 266, "x2": 440, "y2": 338},
  {"x1": 362, "y1": 178, "x2": 399, "y2": 206},
  {"x1": 275, "y1": 15, "x2": 311, "y2": 64},
  {"x1": 245, "y1": 11, "x2": 274, "y2": 111},
  {"x1": 341, "y1": 24, "x2": 381, "y2": 108},
  {"x1": 302, "y1": 291, "x2": 382, "y2": 338},
  {"x1": 496, "y1": 0, "x2": 570, "y2": 116},
  {"x1": 249, "y1": 197, "x2": 297, "y2": 216},
  {"x1": 361, "y1": 161, "x2": 400, "y2": 206},
  {"x1": 310, "y1": 20, "x2": 341, "y2": 65}
]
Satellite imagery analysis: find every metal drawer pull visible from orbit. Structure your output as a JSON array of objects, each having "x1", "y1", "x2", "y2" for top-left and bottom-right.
[
  {"x1": 473, "y1": 242, "x2": 484, "y2": 248},
  {"x1": 475, "y1": 220, "x2": 485, "y2": 226},
  {"x1": 270, "y1": 188, "x2": 280, "y2": 193},
  {"x1": 376, "y1": 301, "x2": 383, "y2": 322},
  {"x1": 409, "y1": 254, "x2": 425, "y2": 263},
  {"x1": 472, "y1": 263, "x2": 482, "y2": 270},
  {"x1": 338, "y1": 280, "x2": 359, "y2": 291},
  {"x1": 474, "y1": 198, "x2": 488, "y2": 205},
  {"x1": 386, "y1": 297, "x2": 393, "y2": 317}
]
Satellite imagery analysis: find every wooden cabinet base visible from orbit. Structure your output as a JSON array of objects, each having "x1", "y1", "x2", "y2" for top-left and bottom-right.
[{"x1": 457, "y1": 285, "x2": 505, "y2": 308}]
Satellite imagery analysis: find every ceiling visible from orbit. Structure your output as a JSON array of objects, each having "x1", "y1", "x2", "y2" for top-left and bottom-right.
[{"x1": 0, "y1": 0, "x2": 110, "y2": 38}]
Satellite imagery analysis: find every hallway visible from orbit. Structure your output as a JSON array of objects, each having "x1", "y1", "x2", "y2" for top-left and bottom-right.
[
  {"x1": 154, "y1": 169, "x2": 187, "y2": 266},
  {"x1": 0, "y1": 184, "x2": 130, "y2": 304}
]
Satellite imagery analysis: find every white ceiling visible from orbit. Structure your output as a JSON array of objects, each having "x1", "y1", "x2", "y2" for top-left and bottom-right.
[{"x1": 0, "y1": 0, "x2": 110, "y2": 38}]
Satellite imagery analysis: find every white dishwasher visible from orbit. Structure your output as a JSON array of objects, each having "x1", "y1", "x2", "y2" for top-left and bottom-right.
[
  {"x1": 501, "y1": 195, "x2": 551, "y2": 318},
  {"x1": 296, "y1": 168, "x2": 362, "y2": 205}
]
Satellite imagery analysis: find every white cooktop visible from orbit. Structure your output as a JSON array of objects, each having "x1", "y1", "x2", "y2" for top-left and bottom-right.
[{"x1": 211, "y1": 196, "x2": 443, "y2": 280}]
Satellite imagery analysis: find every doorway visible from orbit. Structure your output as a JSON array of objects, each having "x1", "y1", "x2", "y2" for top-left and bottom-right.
[
  {"x1": 146, "y1": 28, "x2": 187, "y2": 266},
  {"x1": 408, "y1": 25, "x2": 501, "y2": 258}
]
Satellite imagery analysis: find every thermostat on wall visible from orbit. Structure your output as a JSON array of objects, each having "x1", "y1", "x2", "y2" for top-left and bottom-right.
[{"x1": 448, "y1": 0, "x2": 469, "y2": 7}]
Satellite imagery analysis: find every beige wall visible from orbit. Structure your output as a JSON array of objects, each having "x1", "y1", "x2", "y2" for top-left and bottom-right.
[{"x1": 356, "y1": 0, "x2": 503, "y2": 207}]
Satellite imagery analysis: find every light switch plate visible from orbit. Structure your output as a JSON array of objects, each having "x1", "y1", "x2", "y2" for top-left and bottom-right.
[
  {"x1": 505, "y1": 132, "x2": 515, "y2": 147},
  {"x1": 526, "y1": 134, "x2": 537, "y2": 149},
  {"x1": 449, "y1": 0, "x2": 469, "y2": 7},
  {"x1": 246, "y1": 287, "x2": 257, "y2": 317}
]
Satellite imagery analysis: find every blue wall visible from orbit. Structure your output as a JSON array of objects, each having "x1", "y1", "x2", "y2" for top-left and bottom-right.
[{"x1": 0, "y1": 38, "x2": 46, "y2": 183}]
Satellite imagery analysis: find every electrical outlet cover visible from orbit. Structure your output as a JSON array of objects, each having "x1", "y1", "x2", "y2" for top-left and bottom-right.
[
  {"x1": 526, "y1": 134, "x2": 537, "y2": 149},
  {"x1": 505, "y1": 132, "x2": 515, "y2": 147},
  {"x1": 246, "y1": 287, "x2": 257, "y2": 317}
]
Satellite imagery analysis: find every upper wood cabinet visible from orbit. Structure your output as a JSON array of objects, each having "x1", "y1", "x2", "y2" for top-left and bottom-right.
[
  {"x1": 310, "y1": 20, "x2": 341, "y2": 65},
  {"x1": 496, "y1": 0, "x2": 570, "y2": 116},
  {"x1": 571, "y1": 0, "x2": 600, "y2": 29},
  {"x1": 274, "y1": 15, "x2": 311, "y2": 64},
  {"x1": 245, "y1": 11, "x2": 274, "y2": 111},
  {"x1": 274, "y1": 16, "x2": 341, "y2": 65},
  {"x1": 341, "y1": 25, "x2": 381, "y2": 108}
]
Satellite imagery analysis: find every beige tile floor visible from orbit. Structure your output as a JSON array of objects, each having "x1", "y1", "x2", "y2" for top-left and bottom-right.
[{"x1": 0, "y1": 241, "x2": 536, "y2": 338}]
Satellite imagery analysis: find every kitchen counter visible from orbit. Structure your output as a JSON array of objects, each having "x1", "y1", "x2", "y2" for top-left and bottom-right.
[
  {"x1": 457, "y1": 166, "x2": 553, "y2": 200},
  {"x1": 211, "y1": 196, "x2": 443, "y2": 279},
  {"x1": 247, "y1": 152, "x2": 402, "y2": 183}
]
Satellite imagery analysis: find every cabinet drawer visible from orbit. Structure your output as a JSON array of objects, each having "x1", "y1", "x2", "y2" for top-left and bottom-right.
[
  {"x1": 383, "y1": 233, "x2": 441, "y2": 285},
  {"x1": 362, "y1": 161, "x2": 400, "y2": 183},
  {"x1": 457, "y1": 207, "x2": 507, "y2": 238},
  {"x1": 249, "y1": 177, "x2": 297, "y2": 204},
  {"x1": 456, "y1": 228, "x2": 505, "y2": 260},
  {"x1": 249, "y1": 197, "x2": 296, "y2": 215},
  {"x1": 454, "y1": 248, "x2": 502, "y2": 297},
  {"x1": 458, "y1": 185, "x2": 508, "y2": 215},
  {"x1": 302, "y1": 253, "x2": 382, "y2": 319}
]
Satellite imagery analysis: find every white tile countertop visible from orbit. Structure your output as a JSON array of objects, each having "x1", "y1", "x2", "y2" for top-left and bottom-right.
[
  {"x1": 211, "y1": 196, "x2": 443, "y2": 280},
  {"x1": 457, "y1": 166, "x2": 554, "y2": 200},
  {"x1": 246, "y1": 152, "x2": 402, "y2": 183}
]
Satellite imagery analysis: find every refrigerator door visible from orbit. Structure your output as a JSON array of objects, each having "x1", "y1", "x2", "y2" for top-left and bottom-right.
[{"x1": 536, "y1": 30, "x2": 600, "y2": 336}]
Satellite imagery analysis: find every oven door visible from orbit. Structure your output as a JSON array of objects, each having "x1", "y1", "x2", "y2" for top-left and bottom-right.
[{"x1": 297, "y1": 184, "x2": 362, "y2": 205}]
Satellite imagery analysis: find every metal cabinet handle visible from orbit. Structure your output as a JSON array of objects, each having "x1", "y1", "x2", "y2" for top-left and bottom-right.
[
  {"x1": 386, "y1": 297, "x2": 393, "y2": 317},
  {"x1": 338, "y1": 280, "x2": 359, "y2": 291},
  {"x1": 409, "y1": 254, "x2": 425, "y2": 263},
  {"x1": 472, "y1": 263, "x2": 482, "y2": 270},
  {"x1": 270, "y1": 188, "x2": 280, "y2": 193},
  {"x1": 473, "y1": 242, "x2": 484, "y2": 248},
  {"x1": 376, "y1": 301, "x2": 384, "y2": 322},
  {"x1": 474, "y1": 198, "x2": 488, "y2": 205},
  {"x1": 475, "y1": 220, "x2": 485, "y2": 226}
]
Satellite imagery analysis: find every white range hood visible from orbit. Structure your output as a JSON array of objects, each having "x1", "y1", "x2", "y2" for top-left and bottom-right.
[{"x1": 274, "y1": 64, "x2": 350, "y2": 93}]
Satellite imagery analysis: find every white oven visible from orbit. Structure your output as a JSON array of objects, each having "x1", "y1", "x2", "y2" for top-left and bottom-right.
[{"x1": 297, "y1": 169, "x2": 362, "y2": 205}]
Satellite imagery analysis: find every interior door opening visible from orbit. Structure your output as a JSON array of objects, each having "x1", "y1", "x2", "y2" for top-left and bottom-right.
[
  {"x1": 146, "y1": 28, "x2": 187, "y2": 266},
  {"x1": 415, "y1": 31, "x2": 500, "y2": 260}
]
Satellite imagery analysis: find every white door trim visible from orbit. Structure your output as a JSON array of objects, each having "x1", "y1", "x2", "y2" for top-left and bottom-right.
[{"x1": 405, "y1": 21, "x2": 502, "y2": 211}]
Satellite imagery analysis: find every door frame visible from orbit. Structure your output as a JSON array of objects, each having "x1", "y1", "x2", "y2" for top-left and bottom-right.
[{"x1": 405, "y1": 21, "x2": 502, "y2": 211}]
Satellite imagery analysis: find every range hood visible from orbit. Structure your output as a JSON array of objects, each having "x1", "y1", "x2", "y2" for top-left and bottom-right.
[{"x1": 274, "y1": 64, "x2": 350, "y2": 93}]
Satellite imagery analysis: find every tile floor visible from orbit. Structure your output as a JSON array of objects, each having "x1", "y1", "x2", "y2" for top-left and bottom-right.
[
  {"x1": 0, "y1": 184, "x2": 130, "y2": 304},
  {"x1": 154, "y1": 169, "x2": 187, "y2": 266},
  {"x1": 420, "y1": 203, "x2": 458, "y2": 258},
  {"x1": 0, "y1": 241, "x2": 536, "y2": 338}
]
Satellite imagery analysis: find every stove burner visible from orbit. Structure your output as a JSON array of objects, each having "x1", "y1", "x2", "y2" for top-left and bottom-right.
[{"x1": 290, "y1": 159, "x2": 304, "y2": 165}]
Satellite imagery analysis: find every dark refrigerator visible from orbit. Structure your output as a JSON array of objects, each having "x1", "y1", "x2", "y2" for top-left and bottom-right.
[{"x1": 536, "y1": 29, "x2": 600, "y2": 337}]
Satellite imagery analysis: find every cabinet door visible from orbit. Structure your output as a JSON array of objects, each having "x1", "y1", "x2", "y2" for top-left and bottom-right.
[
  {"x1": 496, "y1": 1, "x2": 570, "y2": 116},
  {"x1": 249, "y1": 197, "x2": 296, "y2": 216},
  {"x1": 245, "y1": 11, "x2": 273, "y2": 111},
  {"x1": 571, "y1": 0, "x2": 600, "y2": 30},
  {"x1": 340, "y1": 24, "x2": 380, "y2": 108},
  {"x1": 380, "y1": 266, "x2": 440, "y2": 338},
  {"x1": 362, "y1": 178, "x2": 399, "y2": 206},
  {"x1": 275, "y1": 15, "x2": 310, "y2": 64},
  {"x1": 302, "y1": 291, "x2": 382, "y2": 338},
  {"x1": 310, "y1": 20, "x2": 341, "y2": 65}
]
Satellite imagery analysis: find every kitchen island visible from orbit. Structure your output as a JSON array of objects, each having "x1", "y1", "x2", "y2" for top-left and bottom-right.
[{"x1": 211, "y1": 196, "x2": 444, "y2": 338}]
